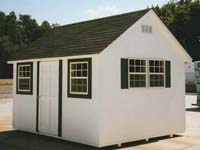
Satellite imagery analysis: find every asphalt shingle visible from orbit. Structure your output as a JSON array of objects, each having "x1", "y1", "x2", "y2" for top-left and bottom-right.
[{"x1": 9, "y1": 9, "x2": 149, "y2": 61}]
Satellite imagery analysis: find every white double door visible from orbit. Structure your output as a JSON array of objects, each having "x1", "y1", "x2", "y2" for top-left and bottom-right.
[{"x1": 39, "y1": 61, "x2": 59, "y2": 135}]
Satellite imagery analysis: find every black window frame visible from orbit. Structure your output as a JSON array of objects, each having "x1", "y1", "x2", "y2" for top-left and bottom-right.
[
  {"x1": 16, "y1": 62, "x2": 33, "y2": 95},
  {"x1": 67, "y1": 58, "x2": 92, "y2": 99}
]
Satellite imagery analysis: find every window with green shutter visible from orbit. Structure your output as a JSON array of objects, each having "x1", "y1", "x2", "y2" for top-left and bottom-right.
[{"x1": 121, "y1": 58, "x2": 171, "y2": 89}]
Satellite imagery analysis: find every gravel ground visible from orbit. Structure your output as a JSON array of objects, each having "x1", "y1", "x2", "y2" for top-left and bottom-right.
[{"x1": 0, "y1": 95, "x2": 199, "y2": 150}]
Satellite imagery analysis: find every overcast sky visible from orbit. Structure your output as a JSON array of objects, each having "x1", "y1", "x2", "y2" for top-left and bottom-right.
[{"x1": 0, "y1": 0, "x2": 168, "y2": 25}]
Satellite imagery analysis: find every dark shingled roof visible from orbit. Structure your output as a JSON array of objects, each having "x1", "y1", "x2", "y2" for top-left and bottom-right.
[{"x1": 9, "y1": 9, "x2": 149, "y2": 61}]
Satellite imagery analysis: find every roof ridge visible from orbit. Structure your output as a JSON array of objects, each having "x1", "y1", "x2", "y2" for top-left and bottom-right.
[{"x1": 54, "y1": 8, "x2": 150, "y2": 29}]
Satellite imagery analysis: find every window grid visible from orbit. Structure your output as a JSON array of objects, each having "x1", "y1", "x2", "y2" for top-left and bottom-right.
[
  {"x1": 129, "y1": 59, "x2": 147, "y2": 88},
  {"x1": 149, "y1": 60, "x2": 165, "y2": 87},
  {"x1": 18, "y1": 65, "x2": 31, "y2": 92},
  {"x1": 70, "y1": 62, "x2": 88, "y2": 95},
  {"x1": 128, "y1": 58, "x2": 166, "y2": 88}
]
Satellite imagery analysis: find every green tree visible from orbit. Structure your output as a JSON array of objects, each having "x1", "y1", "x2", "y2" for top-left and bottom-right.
[
  {"x1": 0, "y1": 11, "x2": 53, "y2": 78},
  {"x1": 0, "y1": 36, "x2": 18, "y2": 78},
  {"x1": 19, "y1": 14, "x2": 39, "y2": 44},
  {"x1": 0, "y1": 11, "x2": 6, "y2": 36},
  {"x1": 154, "y1": 0, "x2": 200, "y2": 60},
  {"x1": 36, "y1": 20, "x2": 52, "y2": 37}
]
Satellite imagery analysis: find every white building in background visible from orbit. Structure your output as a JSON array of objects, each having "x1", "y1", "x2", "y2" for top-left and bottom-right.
[{"x1": 185, "y1": 62, "x2": 195, "y2": 83}]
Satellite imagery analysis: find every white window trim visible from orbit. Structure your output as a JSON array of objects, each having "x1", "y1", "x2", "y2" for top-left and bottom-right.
[
  {"x1": 18, "y1": 64, "x2": 31, "y2": 92},
  {"x1": 128, "y1": 58, "x2": 148, "y2": 89},
  {"x1": 149, "y1": 59, "x2": 165, "y2": 88},
  {"x1": 69, "y1": 61, "x2": 89, "y2": 95},
  {"x1": 128, "y1": 58, "x2": 166, "y2": 89}
]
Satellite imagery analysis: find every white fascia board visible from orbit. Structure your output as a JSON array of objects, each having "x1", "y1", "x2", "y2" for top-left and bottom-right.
[{"x1": 7, "y1": 54, "x2": 98, "y2": 64}]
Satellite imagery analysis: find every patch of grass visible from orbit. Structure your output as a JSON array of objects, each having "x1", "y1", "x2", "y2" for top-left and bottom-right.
[{"x1": 0, "y1": 79, "x2": 13, "y2": 86}]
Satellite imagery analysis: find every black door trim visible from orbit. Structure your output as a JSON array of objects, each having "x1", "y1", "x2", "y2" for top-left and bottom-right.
[
  {"x1": 58, "y1": 60, "x2": 63, "y2": 137},
  {"x1": 36, "y1": 61, "x2": 40, "y2": 132}
]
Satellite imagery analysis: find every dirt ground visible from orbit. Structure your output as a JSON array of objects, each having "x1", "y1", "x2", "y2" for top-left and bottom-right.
[{"x1": 0, "y1": 95, "x2": 199, "y2": 150}]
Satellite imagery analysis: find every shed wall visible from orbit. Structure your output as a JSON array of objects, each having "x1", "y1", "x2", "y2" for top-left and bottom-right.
[
  {"x1": 98, "y1": 10, "x2": 186, "y2": 147},
  {"x1": 12, "y1": 54, "x2": 100, "y2": 147}
]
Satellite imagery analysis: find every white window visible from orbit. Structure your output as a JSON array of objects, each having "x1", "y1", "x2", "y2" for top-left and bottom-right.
[
  {"x1": 149, "y1": 60, "x2": 165, "y2": 87},
  {"x1": 18, "y1": 64, "x2": 31, "y2": 92},
  {"x1": 70, "y1": 62, "x2": 88, "y2": 94},
  {"x1": 129, "y1": 59, "x2": 147, "y2": 88}
]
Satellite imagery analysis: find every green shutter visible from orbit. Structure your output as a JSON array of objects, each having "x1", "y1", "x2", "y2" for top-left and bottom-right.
[
  {"x1": 121, "y1": 58, "x2": 128, "y2": 89},
  {"x1": 165, "y1": 61, "x2": 171, "y2": 88}
]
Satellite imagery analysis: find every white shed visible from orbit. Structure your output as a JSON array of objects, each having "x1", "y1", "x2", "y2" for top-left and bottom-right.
[{"x1": 8, "y1": 9, "x2": 192, "y2": 148}]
